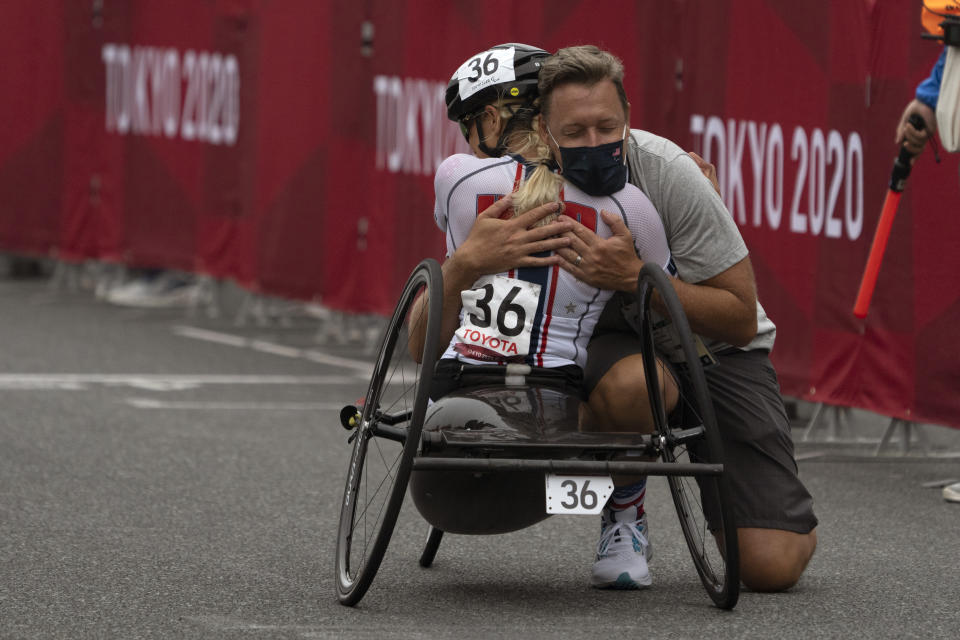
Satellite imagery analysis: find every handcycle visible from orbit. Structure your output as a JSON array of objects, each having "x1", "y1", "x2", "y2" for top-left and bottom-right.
[{"x1": 335, "y1": 259, "x2": 740, "y2": 609}]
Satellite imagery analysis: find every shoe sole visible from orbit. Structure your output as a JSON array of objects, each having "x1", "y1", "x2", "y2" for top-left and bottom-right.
[{"x1": 592, "y1": 572, "x2": 652, "y2": 590}]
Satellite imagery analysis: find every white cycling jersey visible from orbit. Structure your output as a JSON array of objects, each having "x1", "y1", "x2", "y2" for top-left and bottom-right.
[{"x1": 433, "y1": 153, "x2": 673, "y2": 369}]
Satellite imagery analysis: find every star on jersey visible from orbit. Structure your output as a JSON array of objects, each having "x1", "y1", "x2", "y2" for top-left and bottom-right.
[{"x1": 565, "y1": 302, "x2": 577, "y2": 314}]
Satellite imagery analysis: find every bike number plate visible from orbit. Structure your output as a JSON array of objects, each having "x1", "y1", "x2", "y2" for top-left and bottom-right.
[{"x1": 545, "y1": 475, "x2": 613, "y2": 515}]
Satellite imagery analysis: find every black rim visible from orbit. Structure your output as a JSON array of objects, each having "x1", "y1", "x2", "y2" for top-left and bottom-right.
[
  {"x1": 335, "y1": 259, "x2": 442, "y2": 605},
  {"x1": 636, "y1": 263, "x2": 740, "y2": 610}
]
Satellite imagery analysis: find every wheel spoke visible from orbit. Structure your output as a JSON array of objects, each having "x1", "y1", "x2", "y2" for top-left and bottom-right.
[
  {"x1": 335, "y1": 259, "x2": 443, "y2": 606},
  {"x1": 353, "y1": 433, "x2": 403, "y2": 569},
  {"x1": 382, "y1": 361, "x2": 420, "y2": 416}
]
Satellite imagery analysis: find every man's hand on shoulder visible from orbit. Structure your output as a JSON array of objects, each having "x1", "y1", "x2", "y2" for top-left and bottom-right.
[
  {"x1": 557, "y1": 209, "x2": 643, "y2": 292},
  {"x1": 687, "y1": 151, "x2": 721, "y2": 195}
]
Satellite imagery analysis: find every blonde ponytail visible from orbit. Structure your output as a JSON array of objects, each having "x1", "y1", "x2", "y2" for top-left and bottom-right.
[
  {"x1": 508, "y1": 112, "x2": 563, "y2": 228},
  {"x1": 487, "y1": 97, "x2": 563, "y2": 228}
]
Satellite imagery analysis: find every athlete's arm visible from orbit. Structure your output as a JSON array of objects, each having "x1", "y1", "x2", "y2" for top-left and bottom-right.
[{"x1": 408, "y1": 198, "x2": 571, "y2": 362}]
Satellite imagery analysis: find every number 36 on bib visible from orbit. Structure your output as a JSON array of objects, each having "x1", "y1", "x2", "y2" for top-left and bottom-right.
[
  {"x1": 455, "y1": 46, "x2": 516, "y2": 100},
  {"x1": 455, "y1": 275, "x2": 540, "y2": 361}
]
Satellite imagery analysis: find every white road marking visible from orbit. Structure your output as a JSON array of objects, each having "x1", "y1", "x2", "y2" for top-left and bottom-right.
[
  {"x1": 124, "y1": 397, "x2": 346, "y2": 410},
  {"x1": 0, "y1": 373, "x2": 362, "y2": 391},
  {"x1": 171, "y1": 325, "x2": 247, "y2": 347},
  {"x1": 250, "y1": 339, "x2": 303, "y2": 358},
  {"x1": 173, "y1": 325, "x2": 375, "y2": 375},
  {"x1": 302, "y1": 348, "x2": 376, "y2": 374}
]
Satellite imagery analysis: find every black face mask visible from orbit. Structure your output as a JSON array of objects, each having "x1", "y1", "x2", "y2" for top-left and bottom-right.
[{"x1": 549, "y1": 126, "x2": 628, "y2": 196}]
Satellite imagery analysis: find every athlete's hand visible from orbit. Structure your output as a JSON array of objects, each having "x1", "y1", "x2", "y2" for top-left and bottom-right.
[
  {"x1": 688, "y1": 151, "x2": 721, "y2": 196},
  {"x1": 557, "y1": 209, "x2": 643, "y2": 292},
  {"x1": 895, "y1": 99, "x2": 936, "y2": 156},
  {"x1": 453, "y1": 195, "x2": 573, "y2": 278}
]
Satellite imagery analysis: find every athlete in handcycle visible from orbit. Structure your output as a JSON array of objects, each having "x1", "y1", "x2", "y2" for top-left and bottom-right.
[{"x1": 335, "y1": 44, "x2": 739, "y2": 609}]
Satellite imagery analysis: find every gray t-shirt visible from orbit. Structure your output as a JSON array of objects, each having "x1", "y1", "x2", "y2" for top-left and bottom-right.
[{"x1": 626, "y1": 128, "x2": 776, "y2": 353}]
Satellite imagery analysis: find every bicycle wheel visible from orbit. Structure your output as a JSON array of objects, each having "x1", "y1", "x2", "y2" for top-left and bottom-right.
[
  {"x1": 635, "y1": 263, "x2": 740, "y2": 610},
  {"x1": 335, "y1": 259, "x2": 443, "y2": 606}
]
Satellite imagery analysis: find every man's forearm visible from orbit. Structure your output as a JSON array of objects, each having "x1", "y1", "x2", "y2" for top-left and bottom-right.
[{"x1": 665, "y1": 274, "x2": 757, "y2": 348}]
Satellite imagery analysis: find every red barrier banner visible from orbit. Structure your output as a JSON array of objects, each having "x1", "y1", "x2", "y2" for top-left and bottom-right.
[
  {"x1": 0, "y1": 1, "x2": 65, "y2": 255},
  {"x1": 674, "y1": 1, "x2": 960, "y2": 426},
  {"x1": 1, "y1": 1, "x2": 958, "y2": 429}
]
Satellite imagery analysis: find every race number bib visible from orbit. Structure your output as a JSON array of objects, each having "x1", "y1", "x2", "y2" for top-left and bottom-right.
[
  {"x1": 456, "y1": 275, "x2": 540, "y2": 361},
  {"x1": 455, "y1": 47, "x2": 516, "y2": 100}
]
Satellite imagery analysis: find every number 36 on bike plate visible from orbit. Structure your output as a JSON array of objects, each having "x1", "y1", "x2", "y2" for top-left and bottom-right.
[{"x1": 545, "y1": 475, "x2": 614, "y2": 515}]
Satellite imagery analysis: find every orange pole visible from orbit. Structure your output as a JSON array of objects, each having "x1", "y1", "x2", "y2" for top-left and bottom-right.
[
  {"x1": 853, "y1": 115, "x2": 923, "y2": 321},
  {"x1": 853, "y1": 190, "x2": 902, "y2": 319}
]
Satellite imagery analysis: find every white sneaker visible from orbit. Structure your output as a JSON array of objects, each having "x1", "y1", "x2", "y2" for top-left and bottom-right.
[
  {"x1": 601, "y1": 506, "x2": 652, "y2": 560},
  {"x1": 944, "y1": 482, "x2": 960, "y2": 503},
  {"x1": 106, "y1": 275, "x2": 198, "y2": 308},
  {"x1": 591, "y1": 509, "x2": 652, "y2": 589},
  {"x1": 639, "y1": 511, "x2": 652, "y2": 562},
  {"x1": 105, "y1": 279, "x2": 155, "y2": 306}
]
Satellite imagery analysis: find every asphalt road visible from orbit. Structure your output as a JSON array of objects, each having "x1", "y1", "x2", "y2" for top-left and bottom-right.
[{"x1": 1, "y1": 275, "x2": 959, "y2": 639}]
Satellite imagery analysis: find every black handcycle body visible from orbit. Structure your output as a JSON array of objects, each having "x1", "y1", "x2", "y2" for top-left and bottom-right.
[{"x1": 335, "y1": 259, "x2": 740, "y2": 609}]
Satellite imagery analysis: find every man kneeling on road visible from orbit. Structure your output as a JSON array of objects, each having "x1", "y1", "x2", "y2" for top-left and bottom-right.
[{"x1": 438, "y1": 44, "x2": 818, "y2": 592}]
